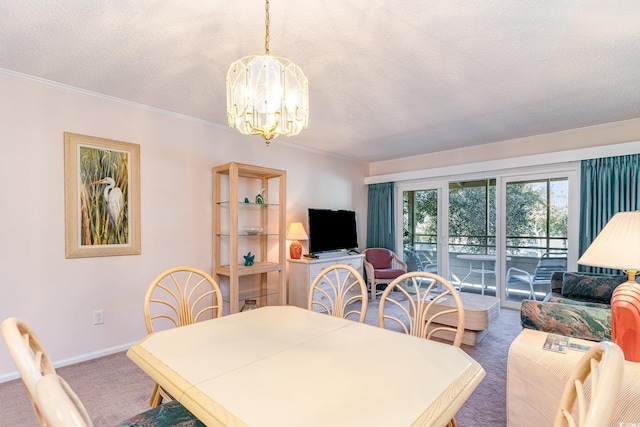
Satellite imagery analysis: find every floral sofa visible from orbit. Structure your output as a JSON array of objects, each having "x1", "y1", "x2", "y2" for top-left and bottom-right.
[{"x1": 520, "y1": 271, "x2": 628, "y2": 341}]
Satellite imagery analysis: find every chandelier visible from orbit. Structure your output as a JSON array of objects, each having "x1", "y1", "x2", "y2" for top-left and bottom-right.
[{"x1": 226, "y1": 0, "x2": 309, "y2": 146}]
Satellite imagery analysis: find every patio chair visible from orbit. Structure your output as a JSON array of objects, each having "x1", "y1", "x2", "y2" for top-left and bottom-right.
[
  {"x1": 404, "y1": 248, "x2": 439, "y2": 293},
  {"x1": 506, "y1": 252, "x2": 567, "y2": 300},
  {"x1": 404, "y1": 248, "x2": 437, "y2": 274}
]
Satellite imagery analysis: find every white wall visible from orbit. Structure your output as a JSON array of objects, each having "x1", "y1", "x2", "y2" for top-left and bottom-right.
[
  {"x1": 0, "y1": 72, "x2": 368, "y2": 380},
  {"x1": 367, "y1": 117, "x2": 640, "y2": 180}
]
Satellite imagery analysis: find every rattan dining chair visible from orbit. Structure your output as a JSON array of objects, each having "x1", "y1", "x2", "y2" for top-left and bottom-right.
[
  {"x1": 144, "y1": 266, "x2": 223, "y2": 407},
  {"x1": 308, "y1": 264, "x2": 368, "y2": 322},
  {"x1": 1, "y1": 317, "x2": 55, "y2": 426},
  {"x1": 378, "y1": 271, "x2": 466, "y2": 347},
  {"x1": 35, "y1": 372, "x2": 205, "y2": 427},
  {"x1": 378, "y1": 271, "x2": 465, "y2": 427},
  {"x1": 1, "y1": 317, "x2": 205, "y2": 427},
  {"x1": 554, "y1": 341, "x2": 624, "y2": 427},
  {"x1": 35, "y1": 373, "x2": 93, "y2": 427}
]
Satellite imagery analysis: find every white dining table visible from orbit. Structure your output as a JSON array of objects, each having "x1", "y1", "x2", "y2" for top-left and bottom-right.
[{"x1": 127, "y1": 305, "x2": 485, "y2": 427}]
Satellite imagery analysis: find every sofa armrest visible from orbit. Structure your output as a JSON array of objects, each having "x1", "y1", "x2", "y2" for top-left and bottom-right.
[{"x1": 520, "y1": 300, "x2": 611, "y2": 342}]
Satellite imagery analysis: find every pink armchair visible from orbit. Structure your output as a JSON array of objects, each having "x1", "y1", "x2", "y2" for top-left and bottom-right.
[{"x1": 362, "y1": 248, "x2": 407, "y2": 301}]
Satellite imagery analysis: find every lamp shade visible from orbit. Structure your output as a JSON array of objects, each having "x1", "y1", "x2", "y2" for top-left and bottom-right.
[
  {"x1": 286, "y1": 222, "x2": 308, "y2": 259},
  {"x1": 286, "y1": 222, "x2": 308, "y2": 241},
  {"x1": 578, "y1": 210, "x2": 640, "y2": 271}
]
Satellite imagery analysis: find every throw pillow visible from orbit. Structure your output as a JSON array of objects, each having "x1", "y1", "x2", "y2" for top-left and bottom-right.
[{"x1": 561, "y1": 272, "x2": 627, "y2": 303}]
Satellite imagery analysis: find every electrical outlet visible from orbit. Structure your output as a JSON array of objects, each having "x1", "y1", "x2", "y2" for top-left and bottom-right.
[{"x1": 93, "y1": 310, "x2": 104, "y2": 325}]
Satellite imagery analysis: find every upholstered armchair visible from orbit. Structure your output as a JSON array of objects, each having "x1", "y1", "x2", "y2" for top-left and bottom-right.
[
  {"x1": 520, "y1": 271, "x2": 628, "y2": 342},
  {"x1": 362, "y1": 248, "x2": 407, "y2": 301}
]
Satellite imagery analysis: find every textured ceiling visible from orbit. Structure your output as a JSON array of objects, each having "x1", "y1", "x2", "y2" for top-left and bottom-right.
[{"x1": 1, "y1": 1, "x2": 640, "y2": 163}]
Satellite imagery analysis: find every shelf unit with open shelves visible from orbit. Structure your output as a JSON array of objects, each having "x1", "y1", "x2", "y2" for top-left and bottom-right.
[{"x1": 213, "y1": 162, "x2": 286, "y2": 313}]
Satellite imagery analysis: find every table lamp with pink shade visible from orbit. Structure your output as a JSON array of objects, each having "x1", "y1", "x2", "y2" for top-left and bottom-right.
[
  {"x1": 286, "y1": 222, "x2": 308, "y2": 259},
  {"x1": 578, "y1": 210, "x2": 640, "y2": 362}
]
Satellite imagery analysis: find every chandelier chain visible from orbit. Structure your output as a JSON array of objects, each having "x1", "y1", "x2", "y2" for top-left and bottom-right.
[
  {"x1": 226, "y1": 0, "x2": 308, "y2": 145},
  {"x1": 264, "y1": 0, "x2": 270, "y2": 54}
]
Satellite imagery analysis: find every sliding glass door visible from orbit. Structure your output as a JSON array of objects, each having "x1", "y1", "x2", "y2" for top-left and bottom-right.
[
  {"x1": 400, "y1": 182, "x2": 447, "y2": 278},
  {"x1": 397, "y1": 164, "x2": 579, "y2": 308},
  {"x1": 447, "y1": 179, "x2": 497, "y2": 295},
  {"x1": 500, "y1": 173, "x2": 571, "y2": 308}
]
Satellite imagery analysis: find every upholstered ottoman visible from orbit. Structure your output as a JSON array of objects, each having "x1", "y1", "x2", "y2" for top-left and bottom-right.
[{"x1": 425, "y1": 292, "x2": 500, "y2": 346}]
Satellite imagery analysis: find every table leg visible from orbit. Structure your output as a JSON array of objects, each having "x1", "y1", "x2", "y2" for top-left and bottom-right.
[{"x1": 461, "y1": 261, "x2": 473, "y2": 284}]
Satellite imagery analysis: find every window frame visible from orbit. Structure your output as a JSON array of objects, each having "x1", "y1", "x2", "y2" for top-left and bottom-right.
[{"x1": 396, "y1": 162, "x2": 580, "y2": 309}]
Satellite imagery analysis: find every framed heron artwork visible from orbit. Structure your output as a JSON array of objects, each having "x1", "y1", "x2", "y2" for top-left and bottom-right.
[{"x1": 64, "y1": 132, "x2": 141, "y2": 258}]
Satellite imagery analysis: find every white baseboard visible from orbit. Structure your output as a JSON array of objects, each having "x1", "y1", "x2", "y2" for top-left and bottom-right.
[{"x1": 0, "y1": 341, "x2": 137, "y2": 384}]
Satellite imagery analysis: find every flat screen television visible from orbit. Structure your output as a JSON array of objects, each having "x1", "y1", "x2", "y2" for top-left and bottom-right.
[{"x1": 308, "y1": 208, "x2": 358, "y2": 254}]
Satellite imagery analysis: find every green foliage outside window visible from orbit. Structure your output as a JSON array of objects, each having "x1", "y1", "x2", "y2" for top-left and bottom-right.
[{"x1": 404, "y1": 178, "x2": 568, "y2": 256}]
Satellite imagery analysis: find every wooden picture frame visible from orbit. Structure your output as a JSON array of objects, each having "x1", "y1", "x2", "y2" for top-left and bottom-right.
[{"x1": 64, "y1": 132, "x2": 141, "y2": 258}]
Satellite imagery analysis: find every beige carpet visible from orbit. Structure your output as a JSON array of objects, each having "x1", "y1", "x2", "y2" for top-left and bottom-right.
[{"x1": 0, "y1": 305, "x2": 522, "y2": 426}]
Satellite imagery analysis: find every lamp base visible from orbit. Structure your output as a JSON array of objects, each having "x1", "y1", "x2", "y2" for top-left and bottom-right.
[
  {"x1": 611, "y1": 280, "x2": 640, "y2": 362},
  {"x1": 289, "y1": 241, "x2": 302, "y2": 259}
]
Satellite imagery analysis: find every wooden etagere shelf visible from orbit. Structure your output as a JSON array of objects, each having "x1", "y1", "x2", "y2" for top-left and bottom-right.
[{"x1": 212, "y1": 162, "x2": 286, "y2": 313}]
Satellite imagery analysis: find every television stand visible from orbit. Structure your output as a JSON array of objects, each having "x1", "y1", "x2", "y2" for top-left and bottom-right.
[
  {"x1": 288, "y1": 253, "x2": 365, "y2": 308},
  {"x1": 315, "y1": 250, "x2": 349, "y2": 259}
]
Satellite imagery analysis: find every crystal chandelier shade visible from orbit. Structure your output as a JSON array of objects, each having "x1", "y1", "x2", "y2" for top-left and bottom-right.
[
  {"x1": 225, "y1": 1, "x2": 309, "y2": 146},
  {"x1": 226, "y1": 54, "x2": 308, "y2": 144}
]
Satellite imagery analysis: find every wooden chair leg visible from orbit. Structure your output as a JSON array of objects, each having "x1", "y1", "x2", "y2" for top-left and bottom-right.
[
  {"x1": 149, "y1": 383, "x2": 163, "y2": 408},
  {"x1": 447, "y1": 416, "x2": 457, "y2": 427}
]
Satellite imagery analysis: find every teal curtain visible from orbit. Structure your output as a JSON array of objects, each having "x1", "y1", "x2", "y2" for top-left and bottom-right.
[
  {"x1": 366, "y1": 182, "x2": 395, "y2": 250},
  {"x1": 579, "y1": 154, "x2": 640, "y2": 273}
]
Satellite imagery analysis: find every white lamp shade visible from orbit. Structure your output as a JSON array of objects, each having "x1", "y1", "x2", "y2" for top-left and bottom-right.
[
  {"x1": 578, "y1": 210, "x2": 640, "y2": 271},
  {"x1": 286, "y1": 222, "x2": 308, "y2": 241}
]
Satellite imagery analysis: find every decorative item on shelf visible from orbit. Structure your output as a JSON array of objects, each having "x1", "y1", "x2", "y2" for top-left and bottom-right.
[
  {"x1": 255, "y1": 188, "x2": 266, "y2": 204},
  {"x1": 244, "y1": 252, "x2": 255, "y2": 266},
  {"x1": 578, "y1": 210, "x2": 640, "y2": 362},
  {"x1": 244, "y1": 197, "x2": 250, "y2": 203},
  {"x1": 225, "y1": 0, "x2": 309, "y2": 147},
  {"x1": 243, "y1": 225, "x2": 263, "y2": 235},
  {"x1": 286, "y1": 222, "x2": 308, "y2": 260},
  {"x1": 241, "y1": 299, "x2": 259, "y2": 311}
]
